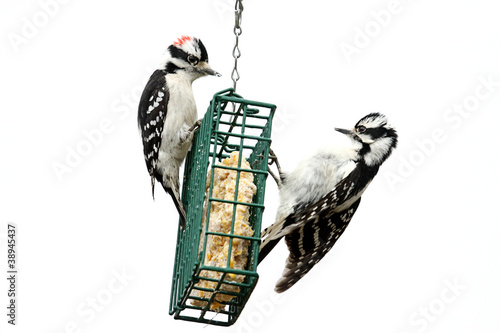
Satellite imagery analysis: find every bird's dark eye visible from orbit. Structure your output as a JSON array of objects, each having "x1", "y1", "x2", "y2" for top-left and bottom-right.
[
  {"x1": 187, "y1": 55, "x2": 198, "y2": 65},
  {"x1": 357, "y1": 125, "x2": 366, "y2": 133}
]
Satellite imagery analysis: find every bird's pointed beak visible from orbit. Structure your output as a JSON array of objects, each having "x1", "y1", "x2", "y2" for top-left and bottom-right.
[
  {"x1": 198, "y1": 61, "x2": 221, "y2": 77},
  {"x1": 335, "y1": 127, "x2": 354, "y2": 136},
  {"x1": 206, "y1": 68, "x2": 222, "y2": 77},
  {"x1": 335, "y1": 127, "x2": 361, "y2": 142}
]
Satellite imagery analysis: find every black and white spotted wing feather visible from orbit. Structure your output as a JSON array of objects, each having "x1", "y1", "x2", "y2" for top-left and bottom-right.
[
  {"x1": 138, "y1": 69, "x2": 169, "y2": 198},
  {"x1": 275, "y1": 198, "x2": 361, "y2": 293},
  {"x1": 259, "y1": 164, "x2": 377, "y2": 293}
]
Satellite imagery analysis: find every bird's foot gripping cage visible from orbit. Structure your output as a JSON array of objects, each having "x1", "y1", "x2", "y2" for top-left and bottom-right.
[{"x1": 169, "y1": 88, "x2": 276, "y2": 326}]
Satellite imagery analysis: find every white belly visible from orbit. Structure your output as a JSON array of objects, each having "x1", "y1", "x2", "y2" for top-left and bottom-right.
[{"x1": 156, "y1": 73, "x2": 198, "y2": 179}]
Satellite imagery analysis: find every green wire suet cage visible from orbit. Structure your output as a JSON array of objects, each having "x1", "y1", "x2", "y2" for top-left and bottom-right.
[{"x1": 169, "y1": 88, "x2": 276, "y2": 326}]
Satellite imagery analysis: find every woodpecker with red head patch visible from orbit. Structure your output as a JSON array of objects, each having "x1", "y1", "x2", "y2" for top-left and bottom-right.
[
  {"x1": 138, "y1": 36, "x2": 220, "y2": 227},
  {"x1": 260, "y1": 113, "x2": 398, "y2": 292}
]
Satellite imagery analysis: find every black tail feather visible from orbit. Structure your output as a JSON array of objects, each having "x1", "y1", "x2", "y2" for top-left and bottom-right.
[
  {"x1": 258, "y1": 237, "x2": 282, "y2": 265},
  {"x1": 163, "y1": 185, "x2": 187, "y2": 228},
  {"x1": 151, "y1": 176, "x2": 156, "y2": 200}
]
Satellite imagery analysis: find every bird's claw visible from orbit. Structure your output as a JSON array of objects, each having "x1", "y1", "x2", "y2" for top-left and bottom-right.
[
  {"x1": 180, "y1": 119, "x2": 203, "y2": 144},
  {"x1": 188, "y1": 119, "x2": 203, "y2": 133},
  {"x1": 268, "y1": 148, "x2": 285, "y2": 188}
]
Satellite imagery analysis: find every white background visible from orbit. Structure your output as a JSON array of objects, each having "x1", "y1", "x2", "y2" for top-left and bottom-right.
[{"x1": 1, "y1": 0, "x2": 500, "y2": 332}]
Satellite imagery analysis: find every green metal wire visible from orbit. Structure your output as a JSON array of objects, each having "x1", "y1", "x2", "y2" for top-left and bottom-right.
[{"x1": 169, "y1": 88, "x2": 275, "y2": 326}]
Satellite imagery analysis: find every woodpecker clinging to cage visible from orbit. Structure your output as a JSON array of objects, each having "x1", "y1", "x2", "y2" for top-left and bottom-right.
[
  {"x1": 138, "y1": 36, "x2": 220, "y2": 227},
  {"x1": 260, "y1": 113, "x2": 398, "y2": 293}
]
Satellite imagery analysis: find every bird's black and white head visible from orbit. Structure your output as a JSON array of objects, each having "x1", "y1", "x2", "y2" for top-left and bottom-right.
[
  {"x1": 335, "y1": 112, "x2": 398, "y2": 167},
  {"x1": 159, "y1": 36, "x2": 220, "y2": 81}
]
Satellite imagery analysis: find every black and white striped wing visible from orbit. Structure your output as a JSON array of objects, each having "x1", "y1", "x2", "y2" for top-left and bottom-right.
[
  {"x1": 274, "y1": 198, "x2": 361, "y2": 293},
  {"x1": 259, "y1": 166, "x2": 366, "y2": 265},
  {"x1": 271, "y1": 167, "x2": 368, "y2": 293},
  {"x1": 138, "y1": 70, "x2": 169, "y2": 189}
]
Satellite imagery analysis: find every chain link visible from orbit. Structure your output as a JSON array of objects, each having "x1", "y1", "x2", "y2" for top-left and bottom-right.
[{"x1": 231, "y1": 0, "x2": 244, "y2": 92}]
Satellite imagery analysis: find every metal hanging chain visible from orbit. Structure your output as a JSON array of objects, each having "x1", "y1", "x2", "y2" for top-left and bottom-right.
[{"x1": 231, "y1": 0, "x2": 244, "y2": 93}]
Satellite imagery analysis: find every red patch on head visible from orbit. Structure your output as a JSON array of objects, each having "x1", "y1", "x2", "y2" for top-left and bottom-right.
[{"x1": 173, "y1": 35, "x2": 192, "y2": 46}]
